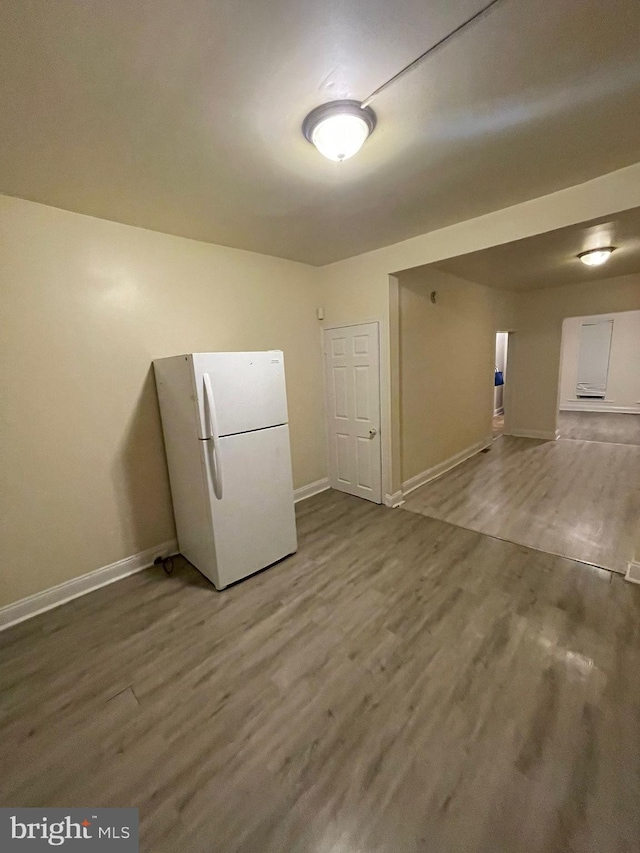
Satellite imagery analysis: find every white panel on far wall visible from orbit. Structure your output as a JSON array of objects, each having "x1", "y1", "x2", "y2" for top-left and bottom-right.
[
  {"x1": 559, "y1": 310, "x2": 640, "y2": 413},
  {"x1": 576, "y1": 319, "x2": 613, "y2": 398}
]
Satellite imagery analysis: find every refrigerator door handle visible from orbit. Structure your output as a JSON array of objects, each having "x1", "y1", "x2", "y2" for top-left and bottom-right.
[{"x1": 203, "y1": 373, "x2": 224, "y2": 499}]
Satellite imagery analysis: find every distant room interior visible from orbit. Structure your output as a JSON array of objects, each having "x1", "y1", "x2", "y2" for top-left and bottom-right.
[
  {"x1": 493, "y1": 331, "x2": 508, "y2": 438},
  {"x1": 397, "y1": 216, "x2": 640, "y2": 575}
]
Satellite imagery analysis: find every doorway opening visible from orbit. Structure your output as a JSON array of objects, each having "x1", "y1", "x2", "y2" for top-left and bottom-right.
[{"x1": 493, "y1": 331, "x2": 509, "y2": 439}]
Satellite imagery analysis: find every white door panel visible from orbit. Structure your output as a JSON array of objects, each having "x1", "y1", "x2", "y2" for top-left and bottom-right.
[
  {"x1": 192, "y1": 351, "x2": 289, "y2": 438},
  {"x1": 324, "y1": 323, "x2": 382, "y2": 503},
  {"x1": 201, "y1": 424, "x2": 297, "y2": 589}
]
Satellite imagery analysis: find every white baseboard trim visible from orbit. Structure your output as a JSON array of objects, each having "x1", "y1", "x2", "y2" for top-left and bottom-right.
[
  {"x1": 294, "y1": 477, "x2": 330, "y2": 503},
  {"x1": 625, "y1": 561, "x2": 640, "y2": 585},
  {"x1": 0, "y1": 538, "x2": 177, "y2": 632},
  {"x1": 560, "y1": 404, "x2": 640, "y2": 415},
  {"x1": 402, "y1": 437, "x2": 492, "y2": 497},
  {"x1": 384, "y1": 491, "x2": 404, "y2": 508},
  {"x1": 509, "y1": 429, "x2": 558, "y2": 441}
]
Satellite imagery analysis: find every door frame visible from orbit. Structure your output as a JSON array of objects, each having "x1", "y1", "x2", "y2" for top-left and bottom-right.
[
  {"x1": 497, "y1": 330, "x2": 515, "y2": 437},
  {"x1": 322, "y1": 320, "x2": 384, "y2": 505}
]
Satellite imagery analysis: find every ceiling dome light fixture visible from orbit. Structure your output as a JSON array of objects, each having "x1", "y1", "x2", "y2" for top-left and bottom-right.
[
  {"x1": 578, "y1": 247, "x2": 616, "y2": 266},
  {"x1": 302, "y1": 100, "x2": 376, "y2": 162},
  {"x1": 300, "y1": 0, "x2": 504, "y2": 163}
]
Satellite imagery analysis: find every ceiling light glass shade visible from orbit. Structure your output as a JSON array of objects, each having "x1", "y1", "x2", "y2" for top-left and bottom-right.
[
  {"x1": 578, "y1": 247, "x2": 615, "y2": 266},
  {"x1": 312, "y1": 114, "x2": 370, "y2": 161},
  {"x1": 303, "y1": 100, "x2": 376, "y2": 162}
]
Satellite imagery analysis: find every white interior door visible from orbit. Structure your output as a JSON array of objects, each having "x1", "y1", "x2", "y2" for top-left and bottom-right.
[{"x1": 324, "y1": 323, "x2": 382, "y2": 503}]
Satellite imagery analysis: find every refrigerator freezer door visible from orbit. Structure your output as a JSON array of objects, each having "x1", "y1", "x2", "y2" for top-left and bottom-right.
[
  {"x1": 192, "y1": 352, "x2": 289, "y2": 438},
  {"x1": 201, "y1": 423, "x2": 297, "y2": 589}
]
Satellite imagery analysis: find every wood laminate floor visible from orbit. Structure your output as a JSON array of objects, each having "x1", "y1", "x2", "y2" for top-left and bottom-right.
[
  {"x1": 402, "y1": 436, "x2": 640, "y2": 574},
  {"x1": 1, "y1": 490, "x2": 640, "y2": 852},
  {"x1": 558, "y1": 411, "x2": 640, "y2": 446}
]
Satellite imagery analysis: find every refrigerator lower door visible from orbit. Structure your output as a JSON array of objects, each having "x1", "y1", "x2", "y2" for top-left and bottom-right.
[{"x1": 201, "y1": 424, "x2": 297, "y2": 589}]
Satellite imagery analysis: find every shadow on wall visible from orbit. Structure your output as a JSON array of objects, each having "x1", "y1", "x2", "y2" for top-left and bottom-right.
[{"x1": 111, "y1": 366, "x2": 176, "y2": 555}]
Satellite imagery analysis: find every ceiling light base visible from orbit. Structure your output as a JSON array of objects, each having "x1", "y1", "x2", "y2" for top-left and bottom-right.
[
  {"x1": 302, "y1": 100, "x2": 376, "y2": 162},
  {"x1": 578, "y1": 247, "x2": 616, "y2": 266}
]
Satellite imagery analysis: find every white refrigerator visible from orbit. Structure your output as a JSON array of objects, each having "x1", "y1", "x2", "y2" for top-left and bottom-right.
[{"x1": 153, "y1": 351, "x2": 297, "y2": 589}]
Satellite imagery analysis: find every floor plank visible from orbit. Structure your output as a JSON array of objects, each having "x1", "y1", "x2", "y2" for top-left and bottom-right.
[
  {"x1": 557, "y1": 411, "x2": 640, "y2": 446},
  {"x1": 402, "y1": 435, "x2": 640, "y2": 573},
  {"x1": 1, "y1": 490, "x2": 639, "y2": 852}
]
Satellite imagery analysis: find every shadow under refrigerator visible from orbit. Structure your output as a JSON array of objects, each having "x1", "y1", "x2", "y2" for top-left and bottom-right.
[{"x1": 153, "y1": 351, "x2": 297, "y2": 589}]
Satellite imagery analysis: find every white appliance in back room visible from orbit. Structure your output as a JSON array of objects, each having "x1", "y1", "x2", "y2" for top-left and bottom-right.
[{"x1": 153, "y1": 351, "x2": 297, "y2": 589}]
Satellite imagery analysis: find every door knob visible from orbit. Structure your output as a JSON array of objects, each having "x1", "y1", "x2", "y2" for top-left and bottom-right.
[{"x1": 369, "y1": 428, "x2": 377, "y2": 438}]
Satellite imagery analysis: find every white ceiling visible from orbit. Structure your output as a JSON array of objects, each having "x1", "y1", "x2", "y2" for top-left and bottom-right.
[
  {"x1": 1, "y1": 0, "x2": 639, "y2": 265},
  {"x1": 431, "y1": 206, "x2": 640, "y2": 290}
]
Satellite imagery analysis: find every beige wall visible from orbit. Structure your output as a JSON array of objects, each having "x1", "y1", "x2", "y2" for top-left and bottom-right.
[
  {"x1": 398, "y1": 268, "x2": 515, "y2": 483},
  {"x1": 509, "y1": 275, "x2": 640, "y2": 437},
  {"x1": 0, "y1": 195, "x2": 325, "y2": 607},
  {"x1": 559, "y1": 310, "x2": 640, "y2": 413}
]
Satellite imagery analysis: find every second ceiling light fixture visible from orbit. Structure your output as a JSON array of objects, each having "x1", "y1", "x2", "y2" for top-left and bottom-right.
[{"x1": 302, "y1": 0, "x2": 504, "y2": 162}]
